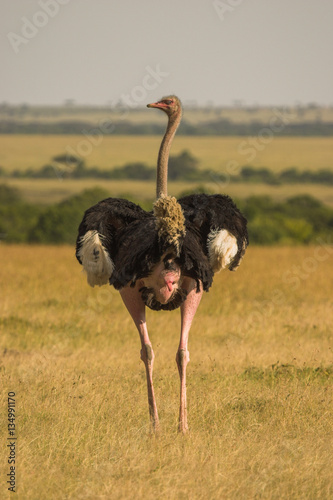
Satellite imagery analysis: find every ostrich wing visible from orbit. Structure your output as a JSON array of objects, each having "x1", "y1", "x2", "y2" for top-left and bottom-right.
[
  {"x1": 178, "y1": 194, "x2": 248, "y2": 290},
  {"x1": 76, "y1": 198, "x2": 154, "y2": 288}
]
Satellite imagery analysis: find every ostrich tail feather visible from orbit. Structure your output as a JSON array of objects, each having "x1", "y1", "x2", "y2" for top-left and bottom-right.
[{"x1": 153, "y1": 196, "x2": 186, "y2": 255}]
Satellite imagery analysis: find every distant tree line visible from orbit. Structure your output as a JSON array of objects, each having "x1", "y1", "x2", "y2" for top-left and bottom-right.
[
  {"x1": 1, "y1": 184, "x2": 332, "y2": 245},
  {"x1": 230, "y1": 166, "x2": 333, "y2": 185},
  {"x1": 1, "y1": 119, "x2": 333, "y2": 136},
  {"x1": 2, "y1": 150, "x2": 333, "y2": 185}
]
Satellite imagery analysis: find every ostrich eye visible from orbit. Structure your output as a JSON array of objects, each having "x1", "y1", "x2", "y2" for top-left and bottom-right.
[{"x1": 164, "y1": 99, "x2": 173, "y2": 105}]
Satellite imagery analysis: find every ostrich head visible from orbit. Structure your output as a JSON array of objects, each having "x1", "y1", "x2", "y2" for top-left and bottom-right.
[
  {"x1": 147, "y1": 95, "x2": 182, "y2": 119},
  {"x1": 139, "y1": 252, "x2": 188, "y2": 311}
]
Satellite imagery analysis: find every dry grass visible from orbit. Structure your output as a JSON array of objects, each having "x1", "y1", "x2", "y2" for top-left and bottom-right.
[
  {"x1": 0, "y1": 245, "x2": 332, "y2": 499},
  {"x1": 1, "y1": 135, "x2": 332, "y2": 173},
  {"x1": 2, "y1": 134, "x2": 333, "y2": 207}
]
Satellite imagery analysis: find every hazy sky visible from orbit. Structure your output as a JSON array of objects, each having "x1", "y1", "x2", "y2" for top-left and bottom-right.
[{"x1": 1, "y1": 0, "x2": 333, "y2": 107}]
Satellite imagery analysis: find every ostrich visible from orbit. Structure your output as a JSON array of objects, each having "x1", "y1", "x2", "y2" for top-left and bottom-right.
[{"x1": 76, "y1": 95, "x2": 248, "y2": 433}]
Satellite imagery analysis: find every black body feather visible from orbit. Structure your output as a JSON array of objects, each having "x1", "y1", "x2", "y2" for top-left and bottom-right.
[{"x1": 76, "y1": 194, "x2": 248, "y2": 308}]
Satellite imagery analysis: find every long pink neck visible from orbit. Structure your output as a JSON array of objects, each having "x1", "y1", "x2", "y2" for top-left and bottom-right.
[{"x1": 156, "y1": 110, "x2": 182, "y2": 199}]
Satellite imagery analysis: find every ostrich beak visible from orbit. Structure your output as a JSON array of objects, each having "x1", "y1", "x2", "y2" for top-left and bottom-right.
[{"x1": 147, "y1": 101, "x2": 167, "y2": 109}]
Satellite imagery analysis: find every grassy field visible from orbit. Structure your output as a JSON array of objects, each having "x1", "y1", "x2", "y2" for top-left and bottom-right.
[
  {"x1": 1, "y1": 245, "x2": 332, "y2": 499},
  {"x1": 2, "y1": 134, "x2": 333, "y2": 207},
  {"x1": 1, "y1": 135, "x2": 332, "y2": 173}
]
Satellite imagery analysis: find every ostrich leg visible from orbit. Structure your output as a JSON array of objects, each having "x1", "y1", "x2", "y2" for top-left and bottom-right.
[
  {"x1": 120, "y1": 285, "x2": 159, "y2": 432},
  {"x1": 176, "y1": 278, "x2": 203, "y2": 433}
]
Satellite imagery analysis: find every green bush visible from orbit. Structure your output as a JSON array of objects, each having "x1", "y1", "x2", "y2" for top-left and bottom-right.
[
  {"x1": 1, "y1": 184, "x2": 332, "y2": 245},
  {"x1": 29, "y1": 187, "x2": 111, "y2": 244},
  {"x1": 0, "y1": 204, "x2": 43, "y2": 242},
  {"x1": 240, "y1": 195, "x2": 333, "y2": 245}
]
